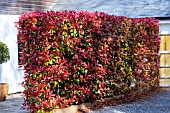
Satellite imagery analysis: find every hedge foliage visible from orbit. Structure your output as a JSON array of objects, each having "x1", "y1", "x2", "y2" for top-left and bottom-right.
[{"x1": 16, "y1": 10, "x2": 160, "y2": 112}]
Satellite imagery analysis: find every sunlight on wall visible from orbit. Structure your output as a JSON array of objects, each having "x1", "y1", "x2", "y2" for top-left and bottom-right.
[{"x1": 0, "y1": 15, "x2": 24, "y2": 94}]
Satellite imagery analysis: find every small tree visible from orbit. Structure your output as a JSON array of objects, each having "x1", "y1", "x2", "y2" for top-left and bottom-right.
[
  {"x1": 0, "y1": 41, "x2": 10, "y2": 64},
  {"x1": 0, "y1": 41, "x2": 10, "y2": 101}
]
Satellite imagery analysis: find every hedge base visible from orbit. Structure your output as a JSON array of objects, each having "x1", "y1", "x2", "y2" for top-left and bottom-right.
[{"x1": 53, "y1": 86, "x2": 159, "y2": 113}]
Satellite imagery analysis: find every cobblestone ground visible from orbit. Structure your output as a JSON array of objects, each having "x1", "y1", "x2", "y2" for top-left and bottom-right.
[{"x1": 0, "y1": 93, "x2": 28, "y2": 113}]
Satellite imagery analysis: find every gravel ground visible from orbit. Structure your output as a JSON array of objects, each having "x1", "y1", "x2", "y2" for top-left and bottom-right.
[
  {"x1": 0, "y1": 88, "x2": 170, "y2": 113},
  {"x1": 88, "y1": 88, "x2": 170, "y2": 113}
]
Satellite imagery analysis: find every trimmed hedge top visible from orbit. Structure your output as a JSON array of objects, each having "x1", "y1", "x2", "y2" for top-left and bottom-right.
[{"x1": 16, "y1": 10, "x2": 160, "y2": 113}]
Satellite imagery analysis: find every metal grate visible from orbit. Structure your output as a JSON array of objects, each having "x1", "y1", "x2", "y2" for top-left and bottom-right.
[{"x1": 0, "y1": 0, "x2": 58, "y2": 15}]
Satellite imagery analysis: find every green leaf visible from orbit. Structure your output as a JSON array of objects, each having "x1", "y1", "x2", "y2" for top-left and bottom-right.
[
  {"x1": 33, "y1": 74, "x2": 36, "y2": 79},
  {"x1": 74, "y1": 65, "x2": 76, "y2": 70},
  {"x1": 85, "y1": 69, "x2": 88, "y2": 74},
  {"x1": 39, "y1": 73, "x2": 43, "y2": 77},
  {"x1": 55, "y1": 56, "x2": 60, "y2": 59},
  {"x1": 44, "y1": 62, "x2": 49, "y2": 66},
  {"x1": 54, "y1": 81, "x2": 59, "y2": 85},
  {"x1": 71, "y1": 33, "x2": 74, "y2": 36},
  {"x1": 75, "y1": 79, "x2": 80, "y2": 84},
  {"x1": 74, "y1": 28, "x2": 77, "y2": 34},
  {"x1": 70, "y1": 29, "x2": 73, "y2": 33},
  {"x1": 49, "y1": 60, "x2": 53, "y2": 65},
  {"x1": 24, "y1": 86, "x2": 28, "y2": 90},
  {"x1": 76, "y1": 72, "x2": 80, "y2": 76},
  {"x1": 55, "y1": 105, "x2": 60, "y2": 109}
]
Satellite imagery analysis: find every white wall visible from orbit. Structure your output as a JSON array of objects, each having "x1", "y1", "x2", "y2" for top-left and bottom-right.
[
  {"x1": 159, "y1": 20, "x2": 170, "y2": 34},
  {"x1": 0, "y1": 15, "x2": 24, "y2": 94}
]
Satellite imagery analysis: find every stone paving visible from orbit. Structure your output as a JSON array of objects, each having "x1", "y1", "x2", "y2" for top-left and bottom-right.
[{"x1": 0, "y1": 93, "x2": 28, "y2": 113}]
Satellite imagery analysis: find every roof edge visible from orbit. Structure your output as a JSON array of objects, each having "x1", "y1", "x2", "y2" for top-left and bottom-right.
[{"x1": 155, "y1": 17, "x2": 170, "y2": 20}]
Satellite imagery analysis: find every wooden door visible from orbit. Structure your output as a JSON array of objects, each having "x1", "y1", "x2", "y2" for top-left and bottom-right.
[{"x1": 159, "y1": 35, "x2": 170, "y2": 87}]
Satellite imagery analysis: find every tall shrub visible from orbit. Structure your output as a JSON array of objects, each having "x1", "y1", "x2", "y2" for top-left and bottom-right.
[{"x1": 16, "y1": 11, "x2": 160, "y2": 112}]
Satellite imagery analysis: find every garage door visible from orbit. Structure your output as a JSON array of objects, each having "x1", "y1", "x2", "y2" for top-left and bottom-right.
[{"x1": 159, "y1": 35, "x2": 170, "y2": 87}]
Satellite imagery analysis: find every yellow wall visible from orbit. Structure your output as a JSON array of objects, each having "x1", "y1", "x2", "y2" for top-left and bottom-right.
[{"x1": 159, "y1": 35, "x2": 170, "y2": 86}]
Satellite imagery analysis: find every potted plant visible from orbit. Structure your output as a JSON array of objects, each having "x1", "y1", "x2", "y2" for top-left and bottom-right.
[{"x1": 0, "y1": 41, "x2": 10, "y2": 101}]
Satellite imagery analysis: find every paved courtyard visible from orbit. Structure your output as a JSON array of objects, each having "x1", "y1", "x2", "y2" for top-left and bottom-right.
[
  {"x1": 0, "y1": 88, "x2": 170, "y2": 113},
  {"x1": 0, "y1": 93, "x2": 28, "y2": 113}
]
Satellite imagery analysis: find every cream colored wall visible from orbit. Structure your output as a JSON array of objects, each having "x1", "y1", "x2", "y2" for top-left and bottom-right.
[{"x1": 0, "y1": 15, "x2": 24, "y2": 94}]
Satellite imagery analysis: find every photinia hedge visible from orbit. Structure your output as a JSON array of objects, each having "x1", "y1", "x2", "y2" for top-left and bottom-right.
[{"x1": 16, "y1": 10, "x2": 160, "y2": 113}]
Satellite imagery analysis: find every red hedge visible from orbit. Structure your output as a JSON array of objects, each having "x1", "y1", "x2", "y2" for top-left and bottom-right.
[{"x1": 16, "y1": 10, "x2": 160, "y2": 112}]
